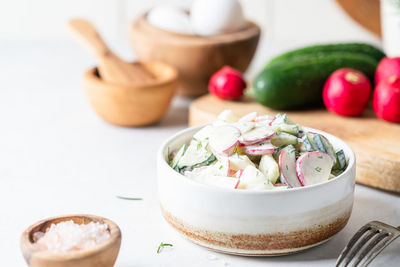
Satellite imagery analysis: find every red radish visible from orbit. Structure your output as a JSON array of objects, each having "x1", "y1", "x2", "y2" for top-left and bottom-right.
[
  {"x1": 209, "y1": 66, "x2": 246, "y2": 100},
  {"x1": 243, "y1": 143, "x2": 275, "y2": 155},
  {"x1": 375, "y1": 57, "x2": 400, "y2": 85},
  {"x1": 323, "y1": 68, "x2": 371, "y2": 116},
  {"x1": 373, "y1": 76, "x2": 400, "y2": 123},
  {"x1": 240, "y1": 126, "x2": 275, "y2": 145},
  {"x1": 279, "y1": 147, "x2": 302, "y2": 188},
  {"x1": 296, "y1": 152, "x2": 334, "y2": 186},
  {"x1": 209, "y1": 125, "x2": 240, "y2": 156}
]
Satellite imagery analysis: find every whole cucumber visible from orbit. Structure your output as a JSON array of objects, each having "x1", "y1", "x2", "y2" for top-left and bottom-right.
[
  {"x1": 253, "y1": 52, "x2": 378, "y2": 110},
  {"x1": 267, "y1": 43, "x2": 385, "y2": 68}
]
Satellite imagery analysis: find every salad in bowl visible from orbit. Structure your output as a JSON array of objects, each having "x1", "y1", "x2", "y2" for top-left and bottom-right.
[
  {"x1": 169, "y1": 110, "x2": 347, "y2": 190},
  {"x1": 158, "y1": 110, "x2": 355, "y2": 255}
]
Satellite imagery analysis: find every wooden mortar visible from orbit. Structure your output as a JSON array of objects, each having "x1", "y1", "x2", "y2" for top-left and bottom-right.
[
  {"x1": 83, "y1": 61, "x2": 178, "y2": 126},
  {"x1": 131, "y1": 14, "x2": 260, "y2": 97},
  {"x1": 20, "y1": 214, "x2": 121, "y2": 267}
]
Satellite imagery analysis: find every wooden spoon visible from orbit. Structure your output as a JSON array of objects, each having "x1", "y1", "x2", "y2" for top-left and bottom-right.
[{"x1": 68, "y1": 18, "x2": 154, "y2": 84}]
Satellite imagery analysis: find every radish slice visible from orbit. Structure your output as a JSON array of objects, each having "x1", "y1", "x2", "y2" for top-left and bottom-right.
[
  {"x1": 296, "y1": 152, "x2": 334, "y2": 186},
  {"x1": 255, "y1": 115, "x2": 275, "y2": 122},
  {"x1": 234, "y1": 121, "x2": 255, "y2": 134},
  {"x1": 243, "y1": 143, "x2": 276, "y2": 155},
  {"x1": 193, "y1": 125, "x2": 214, "y2": 141},
  {"x1": 254, "y1": 115, "x2": 275, "y2": 127},
  {"x1": 239, "y1": 112, "x2": 258, "y2": 122},
  {"x1": 209, "y1": 125, "x2": 240, "y2": 156},
  {"x1": 240, "y1": 126, "x2": 275, "y2": 145},
  {"x1": 234, "y1": 169, "x2": 244, "y2": 189},
  {"x1": 279, "y1": 146, "x2": 302, "y2": 188}
]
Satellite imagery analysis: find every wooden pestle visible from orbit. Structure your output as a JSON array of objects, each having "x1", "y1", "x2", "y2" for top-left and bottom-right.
[{"x1": 68, "y1": 19, "x2": 154, "y2": 85}]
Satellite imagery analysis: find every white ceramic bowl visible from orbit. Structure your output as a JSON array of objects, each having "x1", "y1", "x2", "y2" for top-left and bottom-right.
[{"x1": 157, "y1": 125, "x2": 356, "y2": 256}]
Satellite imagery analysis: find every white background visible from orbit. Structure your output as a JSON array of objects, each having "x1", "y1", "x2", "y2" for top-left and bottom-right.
[
  {"x1": 0, "y1": 0, "x2": 380, "y2": 43},
  {"x1": 1, "y1": 1, "x2": 399, "y2": 267}
]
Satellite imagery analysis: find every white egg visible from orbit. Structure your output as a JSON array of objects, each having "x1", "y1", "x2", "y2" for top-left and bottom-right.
[
  {"x1": 147, "y1": 5, "x2": 193, "y2": 35},
  {"x1": 190, "y1": 0, "x2": 245, "y2": 36}
]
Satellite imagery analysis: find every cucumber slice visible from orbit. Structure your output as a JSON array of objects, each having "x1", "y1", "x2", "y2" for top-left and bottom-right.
[
  {"x1": 306, "y1": 133, "x2": 317, "y2": 151},
  {"x1": 313, "y1": 134, "x2": 327, "y2": 153},
  {"x1": 177, "y1": 141, "x2": 216, "y2": 173},
  {"x1": 170, "y1": 144, "x2": 187, "y2": 169},
  {"x1": 313, "y1": 134, "x2": 337, "y2": 164},
  {"x1": 230, "y1": 153, "x2": 255, "y2": 171},
  {"x1": 300, "y1": 134, "x2": 314, "y2": 151},
  {"x1": 236, "y1": 165, "x2": 274, "y2": 190},
  {"x1": 259, "y1": 154, "x2": 280, "y2": 184},
  {"x1": 271, "y1": 113, "x2": 294, "y2": 125},
  {"x1": 336, "y1": 149, "x2": 346, "y2": 170},
  {"x1": 273, "y1": 124, "x2": 300, "y2": 135},
  {"x1": 271, "y1": 132, "x2": 298, "y2": 147}
]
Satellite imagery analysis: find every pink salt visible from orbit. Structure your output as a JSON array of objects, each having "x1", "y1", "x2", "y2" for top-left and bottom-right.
[{"x1": 33, "y1": 220, "x2": 110, "y2": 252}]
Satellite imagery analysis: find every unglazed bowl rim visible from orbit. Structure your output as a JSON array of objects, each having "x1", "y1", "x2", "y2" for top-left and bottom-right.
[
  {"x1": 158, "y1": 124, "x2": 355, "y2": 195},
  {"x1": 132, "y1": 13, "x2": 261, "y2": 45}
]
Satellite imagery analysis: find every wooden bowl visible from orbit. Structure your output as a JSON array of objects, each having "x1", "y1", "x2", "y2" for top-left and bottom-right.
[
  {"x1": 20, "y1": 214, "x2": 121, "y2": 267},
  {"x1": 131, "y1": 14, "x2": 261, "y2": 97},
  {"x1": 83, "y1": 61, "x2": 178, "y2": 127}
]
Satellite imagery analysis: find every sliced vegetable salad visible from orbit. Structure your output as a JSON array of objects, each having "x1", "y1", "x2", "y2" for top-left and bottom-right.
[{"x1": 168, "y1": 110, "x2": 347, "y2": 190}]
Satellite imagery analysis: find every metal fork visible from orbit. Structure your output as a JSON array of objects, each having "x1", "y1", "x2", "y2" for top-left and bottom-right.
[{"x1": 336, "y1": 221, "x2": 400, "y2": 267}]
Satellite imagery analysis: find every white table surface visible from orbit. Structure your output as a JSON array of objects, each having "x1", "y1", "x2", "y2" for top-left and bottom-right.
[{"x1": 1, "y1": 40, "x2": 399, "y2": 267}]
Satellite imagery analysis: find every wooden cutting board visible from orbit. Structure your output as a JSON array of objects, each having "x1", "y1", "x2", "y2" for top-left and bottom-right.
[{"x1": 189, "y1": 94, "x2": 400, "y2": 193}]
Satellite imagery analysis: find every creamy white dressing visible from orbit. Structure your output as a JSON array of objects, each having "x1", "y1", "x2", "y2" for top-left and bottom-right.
[{"x1": 170, "y1": 110, "x2": 346, "y2": 190}]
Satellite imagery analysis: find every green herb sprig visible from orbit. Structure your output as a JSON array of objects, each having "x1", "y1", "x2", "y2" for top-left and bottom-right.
[
  {"x1": 157, "y1": 242, "x2": 173, "y2": 253},
  {"x1": 116, "y1": 196, "x2": 143, "y2": 200}
]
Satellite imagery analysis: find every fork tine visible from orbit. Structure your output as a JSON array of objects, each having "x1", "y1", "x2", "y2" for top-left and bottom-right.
[
  {"x1": 342, "y1": 229, "x2": 378, "y2": 267},
  {"x1": 359, "y1": 233, "x2": 400, "y2": 267},
  {"x1": 352, "y1": 232, "x2": 389, "y2": 267},
  {"x1": 335, "y1": 225, "x2": 373, "y2": 267}
]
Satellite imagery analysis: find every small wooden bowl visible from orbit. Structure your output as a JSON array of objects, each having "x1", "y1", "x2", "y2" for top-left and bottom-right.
[
  {"x1": 20, "y1": 215, "x2": 121, "y2": 267},
  {"x1": 83, "y1": 61, "x2": 178, "y2": 127},
  {"x1": 131, "y1": 14, "x2": 261, "y2": 97}
]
